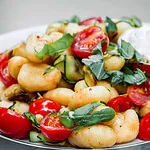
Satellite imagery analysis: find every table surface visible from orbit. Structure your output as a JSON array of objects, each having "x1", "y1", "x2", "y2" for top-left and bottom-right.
[{"x1": 0, "y1": 0, "x2": 150, "y2": 149}]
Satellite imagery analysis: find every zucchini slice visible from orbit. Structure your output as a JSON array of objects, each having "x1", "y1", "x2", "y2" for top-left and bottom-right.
[
  {"x1": 29, "y1": 131, "x2": 41, "y2": 142},
  {"x1": 64, "y1": 55, "x2": 83, "y2": 83},
  {"x1": 54, "y1": 55, "x2": 65, "y2": 73},
  {"x1": 83, "y1": 66, "x2": 97, "y2": 87}
]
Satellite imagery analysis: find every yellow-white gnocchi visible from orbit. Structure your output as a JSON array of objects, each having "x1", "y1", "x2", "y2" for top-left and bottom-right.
[{"x1": 18, "y1": 63, "x2": 61, "y2": 92}]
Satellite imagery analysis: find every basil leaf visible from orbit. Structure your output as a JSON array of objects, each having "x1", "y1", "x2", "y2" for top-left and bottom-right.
[
  {"x1": 107, "y1": 42, "x2": 118, "y2": 52},
  {"x1": 73, "y1": 101, "x2": 101, "y2": 122},
  {"x1": 59, "y1": 19, "x2": 70, "y2": 24},
  {"x1": 119, "y1": 40, "x2": 146, "y2": 63},
  {"x1": 82, "y1": 44, "x2": 109, "y2": 80},
  {"x1": 59, "y1": 111, "x2": 74, "y2": 128},
  {"x1": 123, "y1": 67, "x2": 146, "y2": 85},
  {"x1": 23, "y1": 112, "x2": 40, "y2": 128},
  {"x1": 107, "y1": 51, "x2": 121, "y2": 56},
  {"x1": 108, "y1": 70, "x2": 124, "y2": 85},
  {"x1": 59, "y1": 15, "x2": 80, "y2": 24},
  {"x1": 36, "y1": 33, "x2": 74, "y2": 59},
  {"x1": 36, "y1": 44, "x2": 49, "y2": 60},
  {"x1": 78, "y1": 108, "x2": 115, "y2": 127},
  {"x1": 70, "y1": 15, "x2": 80, "y2": 24},
  {"x1": 105, "y1": 17, "x2": 117, "y2": 33},
  {"x1": 119, "y1": 40, "x2": 135, "y2": 59},
  {"x1": 135, "y1": 51, "x2": 145, "y2": 63},
  {"x1": 118, "y1": 16, "x2": 142, "y2": 28}
]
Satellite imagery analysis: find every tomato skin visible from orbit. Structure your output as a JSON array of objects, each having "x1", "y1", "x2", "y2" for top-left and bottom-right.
[
  {"x1": 107, "y1": 96, "x2": 134, "y2": 112},
  {"x1": 138, "y1": 112, "x2": 150, "y2": 140},
  {"x1": 0, "y1": 53, "x2": 8, "y2": 64},
  {"x1": 80, "y1": 17, "x2": 103, "y2": 26},
  {"x1": 29, "y1": 98, "x2": 61, "y2": 117},
  {"x1": 0, "y1": 107, "x2": 32, "y2": 139},
  {"x1": 71, "y1": 26, "x2": 109, "y2": 58},
  {"x1": 40, "y1": 114, "x2": 71, "y2": 141},
  {"x1": 141, "y1": 64, "x2": 150, "y2": 75},
  {"x1": 127, "y1": 78, "x2": 150, "y2": 106},
  {"x1": 0, "y1": 54, "x2": 17, "y2": 87}
]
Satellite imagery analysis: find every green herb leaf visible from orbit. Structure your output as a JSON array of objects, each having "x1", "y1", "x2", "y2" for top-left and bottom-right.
[
  {"x1": 70, "y1": 15, "x2": 80, "y2": 24},
  {"x1": 107, "y1": 42, "x2": 118, "y2": 52},
  {"x1": 59, "y1": 111, "x2": 74, "y2": 128},
  {"x1": 73, "y1": 101, "x2": 101, "y2": 122},
  {"x1": 105, "y1": 17, "x2": 117, "y2": 34},
  {"x1": 23, "y1": 112, "x2": 40, "y2": 128},
  {"x1": 107, "y1": 51, "x2": 121, "y2": 56},
  {"x1": 36, "y1": 33, "x2": 74, "y2": 59},
  {"x1": 77, "y1": 107, "x2": 115, "y2": 127},
  {"x1": 135, "y1": 51, "x2": 145, "y2": 63},
  {"x1": 118, "y1": 16, "x2": 142, "y2": 28},
  {"x1": 119, "y1": 40, "x2": 135, "y2": 59},
  {"x1": 123, "y1": 67, "x2": 146, "y2": 85},
  {"x1": 108, "y1": 70, "x2": 124, "y2": 85},
  {"x1": 118, "y1": 40, "x2": 146, "y2": 64},
  {"x1": 82, "y1": 44, "x2": 109, "y2": 80},
  {"x1": 36, "y1": 44, "x2": 49, "y2": 60},
  {"x1": 59, "y1": 15, "x2": 80, "y2": 24}
]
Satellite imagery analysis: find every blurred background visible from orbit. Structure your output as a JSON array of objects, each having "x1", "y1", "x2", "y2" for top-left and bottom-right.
[
  {"x1": 0, "y1": 0, "x2": 150, "y2": 34},
  {"x1": 0, "y1": 0, "x2": 150, "y2": 150}
]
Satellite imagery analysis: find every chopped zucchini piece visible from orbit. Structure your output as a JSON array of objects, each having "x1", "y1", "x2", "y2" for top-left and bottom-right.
[
  {"x1": 54, "y1": 55, "x2": 65, "y2": 73},
  {"x1": 65, "y1": 55, "x2": 83, "y2": 83},
  {"x1": 29, "y1": 131, "x2": 41, "y2": 142},
  {"x1": 83, "y1": 66, "x2": 97, "y2": 87}
]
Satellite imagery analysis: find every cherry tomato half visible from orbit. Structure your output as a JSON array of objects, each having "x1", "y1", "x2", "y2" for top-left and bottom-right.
[
  {"x1": 29, "y1": 98, "x2": 61, "y2": 117},
  {"x1": 107, "y1": 96, "x2": 134, "y2": 112},
  {"x1": 127, "y1": 78, "x2": 150, "y2": 106},
  {"x1": 40, "y1": 113, "x2": 71, "y2": 141},
  {"x1": 0, "y1": 107, "x2": 32, "y2": 139},
  {"x1": 71, "y1": 26, "x2": 109, "y2": 58},
  {"x1": 138, "y1": 112, "x2": 150, "y2": 140},
  {"x1": 80, "y1": 17, "x2": 103, "y2": 26},
  {"x1": 0, "y1": 54, "x2": 17, "y2": 87}
]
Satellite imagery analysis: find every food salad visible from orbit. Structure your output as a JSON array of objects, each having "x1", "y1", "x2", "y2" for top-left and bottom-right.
[{"x1": 0, "y1": 15, "x2": 150, "y2": 149}]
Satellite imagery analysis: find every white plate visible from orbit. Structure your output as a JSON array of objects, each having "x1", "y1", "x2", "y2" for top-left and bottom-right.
[{"x1": 0, "y1": 23, "x2": 150, "y2": 149}]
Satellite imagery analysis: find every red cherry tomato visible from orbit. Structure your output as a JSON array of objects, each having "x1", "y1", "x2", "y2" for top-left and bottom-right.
[
  {"x1": 40, "y1": 113, "x2": 71, "y2": 141},
  {"x1": 0, "y1": 107, "x2": 32, "y2": 139},
  {"x1": 141, "y1": 64, "x2": 150, "y2": 75},
  {"x1": 138, "y1": 112, "x2": 150, "y2": 140},
  {"x1": 107, "y1": 96, "x2": 134, "y2": 112},
  {"x1": 0, "y1": 53, "x2": 8, "y2": 64},
  {"x1": 0, "y1": 54, "x2": 17, "y2": 87},
  {"x1": 80, "y1": 17, "x2": 103, "y2": 26},
  {"x1": 127, "y1": 78, "x2": 150, "y2": 106},
  {"x1": 71, "y1": 26, "x2": 109, "y2": 58},
  {"x1": 29, "y1": 98, "x2": 61, "y2": 117}
]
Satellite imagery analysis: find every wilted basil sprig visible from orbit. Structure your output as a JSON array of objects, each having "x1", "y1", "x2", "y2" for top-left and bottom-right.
[{"x1": 59, "y1": 101, "x2": 116, "y2": 130}]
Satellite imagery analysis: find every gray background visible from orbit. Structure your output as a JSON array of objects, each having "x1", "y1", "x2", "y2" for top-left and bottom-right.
[
  {"x1": 0, "y1": 0, "x2": 150, "y2": 34},
  {"x1": 0, "y1": 0, "x2": 150, "y2": 150}
]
